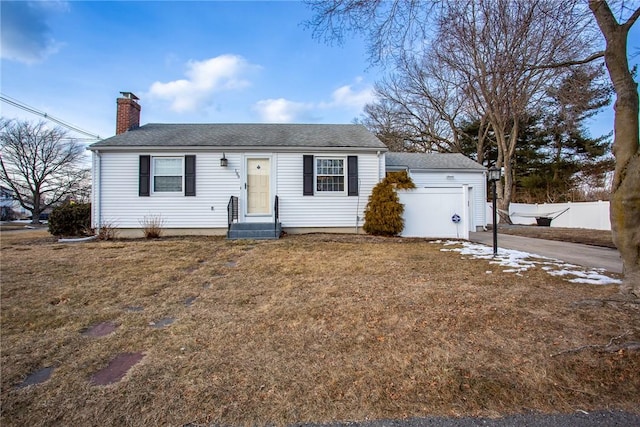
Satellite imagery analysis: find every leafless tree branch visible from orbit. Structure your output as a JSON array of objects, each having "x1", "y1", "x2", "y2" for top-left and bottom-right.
[
  {"x1": 0, "y1": 119, "x2": 90, "y2": 223},
  {"x1": 526, "y1": 51, "x2": 605, "y2": 70}
]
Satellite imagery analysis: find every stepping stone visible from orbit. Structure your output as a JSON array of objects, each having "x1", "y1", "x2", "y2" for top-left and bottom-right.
[
  {"x1": 225, "y1": 261, "x2": 237, "y2": 267},
  {"x1": 90, "y1": 352, "x2": 144, "y2": 386},
  {"x1": 81, "y1": 322, "x2": 118, "y2": 337},
  {"x1": 149, "y1": 317, "x2": 174, "y2": 328},
  {"x1": 16, "y1": 366, "x2": 54, "y2": 388},
  {"x1": 125, "y1": 306, "x2": 144, "y2": 312},
  {"x1": 184, "y1": 296, "x2": 197, "y2": 307}
]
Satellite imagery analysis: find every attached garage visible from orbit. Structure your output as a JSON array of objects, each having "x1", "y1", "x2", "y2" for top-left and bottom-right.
[{"x1": 386, "y1": 152, "x2": 487, "y2": 239}]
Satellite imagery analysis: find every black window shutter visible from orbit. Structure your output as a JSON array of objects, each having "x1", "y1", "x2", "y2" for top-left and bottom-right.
[
  {"x1": 185, "y1": 155, "x2": 196, "y2": 196},
  {"x1": 303, "y1": 155, "x2": 314, "y2": 196},
  {"x1": 139, "y1": 155, "x2": 150, "y2": 197},
  {"x1": 347, "y1": 155, "x2": 358, "y2": 196}
]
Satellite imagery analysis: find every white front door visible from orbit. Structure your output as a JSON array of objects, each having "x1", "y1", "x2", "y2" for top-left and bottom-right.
[{"x1": 246, "y1": 158, "x2": 270, "y2": 215}]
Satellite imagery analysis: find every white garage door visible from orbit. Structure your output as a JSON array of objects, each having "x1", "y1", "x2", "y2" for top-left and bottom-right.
[{"x1": 398, "y1": 187, "x2": 469, "y2": 239}]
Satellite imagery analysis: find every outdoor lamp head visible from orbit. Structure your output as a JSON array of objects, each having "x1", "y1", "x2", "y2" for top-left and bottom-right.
[{"x1": 488, "y1": 166, "x2": 500, "y2": 182}]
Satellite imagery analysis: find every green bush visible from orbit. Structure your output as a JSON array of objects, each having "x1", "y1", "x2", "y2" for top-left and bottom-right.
[{"x1": 48, "y1": 202, "x2": 92, "y2": 237}]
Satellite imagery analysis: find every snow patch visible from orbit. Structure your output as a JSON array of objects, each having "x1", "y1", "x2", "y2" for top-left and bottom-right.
[{"x1": 440, "y1": 241, "x2": 621, "y2": 286}]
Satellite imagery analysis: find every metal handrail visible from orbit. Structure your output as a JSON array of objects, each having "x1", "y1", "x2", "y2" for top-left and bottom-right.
[
  {"x1": 274, "y1": 195, "x2": 279, "y2": 236},
  {"x1": 227, "y1": 196, "x2": 238, "y2": 231}
]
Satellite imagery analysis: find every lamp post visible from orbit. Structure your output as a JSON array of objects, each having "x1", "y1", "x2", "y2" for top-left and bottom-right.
[{"x1": 488, "y1": 166, "x2": 501, "y2": 257}]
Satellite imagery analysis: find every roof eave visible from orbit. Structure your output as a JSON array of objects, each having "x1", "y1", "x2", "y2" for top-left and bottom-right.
[{"x1": 88, "y1": 145, "x2": 388, "y2": 153}]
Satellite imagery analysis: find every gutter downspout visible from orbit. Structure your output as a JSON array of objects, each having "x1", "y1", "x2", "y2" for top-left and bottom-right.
[{"x1": 94, "y1": 150, "x2": 101, "y2": 234}]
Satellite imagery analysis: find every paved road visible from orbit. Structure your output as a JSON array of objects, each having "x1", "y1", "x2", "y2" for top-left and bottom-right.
[
  {"x1": 297, "y1": 410, "x2": 640, "y2": 427},
  {"x1": 469, "y1": 231, "x2": 623, "y2": 274}
]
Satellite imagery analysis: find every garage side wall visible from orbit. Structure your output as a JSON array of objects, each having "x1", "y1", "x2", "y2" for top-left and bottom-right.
[
  {"x1": 408, "y1": 170, "x2": 487, "y2": 231},
  {"x1": 398, "y1": 187, "x2": 470, "y2": 239}
]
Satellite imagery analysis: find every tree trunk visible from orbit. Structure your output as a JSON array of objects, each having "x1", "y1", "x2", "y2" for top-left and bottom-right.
[
  {"x1": 498, "y1": 160, "x2": 515, "y2": 224},
  {"x1": 589, "y1": 1, "x2": 640, "y2": 296},
  {"x1": 31, "y1": 192, "x2": 41, "y2": 225}
]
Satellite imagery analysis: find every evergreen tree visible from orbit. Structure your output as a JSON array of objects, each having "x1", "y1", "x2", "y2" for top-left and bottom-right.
[{"x1": 363, "y1": 171, "x2": 415, "y2": 236}]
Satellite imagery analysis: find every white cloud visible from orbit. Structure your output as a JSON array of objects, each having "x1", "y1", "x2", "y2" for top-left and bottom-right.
[
  {"x1": 253, "y1": 78, "x2": 374, "y2": 123},
  {"x1": 149, "y1": 54, "x2": 259, "y2": 113},
  {"x1": 0, "y1": 1, "x2": 66, "y2": 64},
  {"x1": 252, "y1": 98, "x2": 315, "y2": 123},
  {"x1": 327, "y1": 82, "x2": 375, "y2": 109}
]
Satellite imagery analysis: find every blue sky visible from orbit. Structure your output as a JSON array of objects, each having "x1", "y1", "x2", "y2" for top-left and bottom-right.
[
  {"x1": 1, "y1": 1, "x2": 638, "y2": 143},
  {"x1": 1, "y1": 1, "x2": 378, "y2": 140}
]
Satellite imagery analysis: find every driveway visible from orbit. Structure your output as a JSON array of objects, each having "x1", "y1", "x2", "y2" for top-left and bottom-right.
[
  {"x1": 300, "y1": 410, "x2": 640, "y2": 427},
  {"x1": 469, "y1": 231, "x2": 623, "y2": 274}
]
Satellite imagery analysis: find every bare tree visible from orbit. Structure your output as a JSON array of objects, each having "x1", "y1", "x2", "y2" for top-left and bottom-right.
[
  {"x1": 307, "y1": 0, "x2": 640, "y2": 290},
  {"x1": 0, "y1": 119, "x2": 90, "y2": 224},
  {"x1": 361, "y1": 47, "x2": 493, "y2": 160},
  {"x1": 433, "y1": 0, "x2": 598, "y2": 221},
  {"x1": 358, "y1": 100, "x2": 412, "y2": 152},
  {"x1": 310, "y1": 0, "x2": 596, "y2": 220},
  {"x1": 588, "y1": 0, "x2": 640, "y2": 296},
  {"x1": 370, "y1": 55, "x2": 472, "y2": 153}
]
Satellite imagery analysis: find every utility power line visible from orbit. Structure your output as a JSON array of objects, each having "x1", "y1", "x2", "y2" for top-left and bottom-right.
[{"x1": 1, "y1": 93, "x2": 102, "y2": 140}]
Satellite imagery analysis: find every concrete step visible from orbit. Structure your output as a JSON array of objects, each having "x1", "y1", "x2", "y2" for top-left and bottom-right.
[
  {"x1": 227, "y1": 222, "x2": 282, "y2": 240},
  {"x1": 229, "y1": 222, "x2": 281, "y2": 231}
]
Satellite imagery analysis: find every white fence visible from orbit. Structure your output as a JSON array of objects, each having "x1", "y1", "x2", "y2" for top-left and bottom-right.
[{"x1": 486, "y1": 201, "x2": 611, "y2": 230}]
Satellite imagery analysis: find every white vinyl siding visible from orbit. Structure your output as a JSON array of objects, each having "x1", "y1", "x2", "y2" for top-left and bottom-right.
[
  {"x1": 95, "y1": 151, "x2": 241, "y2": 229},
  {"x1": 93, "y1": 150, "x2": 381, "y2": 231},
  {"x1": 277, "y1": 152, "x2": 379, "y2": 228},
  {"x1": 408, "y1": 170, "x2": 487, "y2": 230}
]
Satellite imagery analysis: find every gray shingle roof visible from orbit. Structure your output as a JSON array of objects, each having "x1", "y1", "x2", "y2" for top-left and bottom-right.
[
  {"x1": 89, "y1": 123, "x2": 387, "y2": 150},
  {"x1": 386, "y1": 152, "x2": 486, "y2": 171}
]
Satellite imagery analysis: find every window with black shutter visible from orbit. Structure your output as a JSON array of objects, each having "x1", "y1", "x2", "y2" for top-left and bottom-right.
[
  {"x1": 303, "y1": 155, "x2": 314, "y2": 196},
  {"x1": 347, "y1": 156, "x2": 358, "y2": 196},
  {"x1": 303, "y1": 155, "x2": 359, "y2": 196},
  {"x1": 185, "y1": 155, "x2": 196, "y2": 196},
  {"x1": 139, "y1": 155, "x2": 150, "y2": 197},
  {"x1": 140, "y1": 155, "x2": 196, "y2": 196}
]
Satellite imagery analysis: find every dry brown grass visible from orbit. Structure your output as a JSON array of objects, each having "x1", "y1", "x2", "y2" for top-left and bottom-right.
[{"x1": 1, "y1": 230, "x2": 638, "y2": 426}]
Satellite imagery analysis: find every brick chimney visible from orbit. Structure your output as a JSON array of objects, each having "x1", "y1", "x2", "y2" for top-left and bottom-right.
[{"x1": 116, "y1": 92, "x2": 141, "y2": 135}]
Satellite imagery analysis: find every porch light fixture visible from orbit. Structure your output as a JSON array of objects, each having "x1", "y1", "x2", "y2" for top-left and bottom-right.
[
  {"x1": 488, "y1": 166, "x2": 501, "y2": 257},
  {"x1": 220, "y1": 153, "x2": 228, "y2": 167},
  {"x1": 488, "y1": 166, "x2": 501, "y2": 182}
]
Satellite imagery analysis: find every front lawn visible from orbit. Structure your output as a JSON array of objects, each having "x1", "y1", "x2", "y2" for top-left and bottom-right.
[{"x1": 1, "y1": 231, "x2": 638, "y2": 426}]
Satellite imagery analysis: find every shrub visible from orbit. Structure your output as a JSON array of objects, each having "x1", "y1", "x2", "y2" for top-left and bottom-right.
[
  {"x1": 384, "y1": 170, "x2": 416, "y2": 189},
  {"x1": 363, "y1": 181, "x2": 405, "y2": 236},
  {"x1": 363, "y1": 171, "x2": 416, "y2": 236},
  {"x1": 140, "y1": 214, "x2": 164, "y2": 239},
  {"x1": 95, "y1": 221, "x2": 119, "y2": 240},
  {"x1": 48, "y1": 203, "x2": 92, "y2": 237}
]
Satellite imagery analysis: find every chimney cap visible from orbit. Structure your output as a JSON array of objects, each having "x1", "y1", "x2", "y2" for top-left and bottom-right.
[{"x1": 119, "y1": 91, "x2": 139, "y2": 100}]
